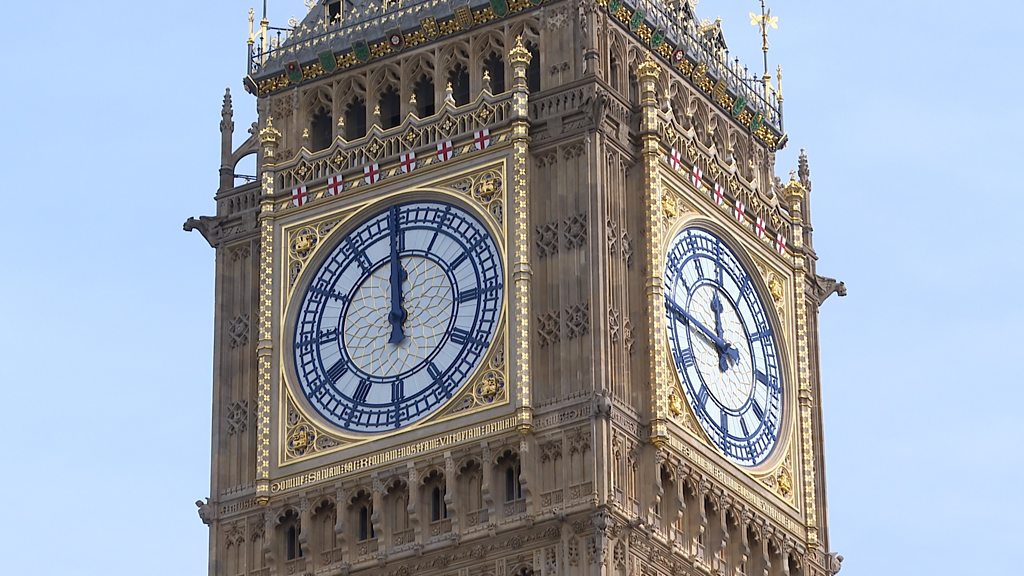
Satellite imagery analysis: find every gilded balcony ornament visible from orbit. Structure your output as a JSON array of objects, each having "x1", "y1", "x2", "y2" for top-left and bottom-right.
[
  {"x1": 508, "y1": 35, "x2": 532, "y2": 66},
  {"x1": 637, "y1": 54, "x2": 660, "y2": 80},
  {"x1": 258, "y1": 116, "x2": 282, "y2": 144}
]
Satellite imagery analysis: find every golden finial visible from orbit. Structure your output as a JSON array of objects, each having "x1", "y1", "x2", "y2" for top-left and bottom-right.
[
  {"x1": 337, "y1": 116, "x2": 345, "y2": 129},
  {"x1": 508, "y1": 35, "x2": 532, "y2": 65},
  {"x1": 444, "y1": 81, "x2": 455, "y2": 105},
  {"x1": 409, "y1": 92, "x2": 418, "y2": 105},
  {"x1": 248, "y1": 8, "x2": 255, "y2": 46},
  {"x1": 750, "y1": 0, "x2": 778, "y2": 98},
  {"x1": 784, "y1": 169, "x2": 806, "y2": 199},
  {"x1": 776, "y1": 64, "x2": 784, "y2": 101},
  {"x1": 482, "y1": 69, "x2": 492, "y2": 93},
  {"x1": 637, "y1": 54, "x2": 660, "y2": 80}
]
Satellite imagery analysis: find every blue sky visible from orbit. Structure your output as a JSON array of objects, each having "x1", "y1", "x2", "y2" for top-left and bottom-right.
[{"x1": 1, "y1": 1, "x2": 1019, "y2": 573}]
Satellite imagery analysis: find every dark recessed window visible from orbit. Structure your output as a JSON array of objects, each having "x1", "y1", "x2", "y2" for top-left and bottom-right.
[
  {"x1": 380, "y1": 86, "x2": 401, "y2": 129},
  {"x1": 484, "y1": 52, "x2": 505, "y2": 93},
  {"x1": 449, "y1": 64, "x2": 470, "y2": 105},
  {"x1": 344, "y1": 97, "x2": 366, "y2": 139},
  {"x1": 310, "y1": 107, "x2": 332, "y2": 150},
  {"x1": 414, "y1": 75, "x2": 435, "y2": 117}
]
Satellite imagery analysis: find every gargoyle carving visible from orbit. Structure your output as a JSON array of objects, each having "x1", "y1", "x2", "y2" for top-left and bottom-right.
[
  {"x1": 812, "y1": 274, "x2": 847, "y2": 306},
  {"x1": 184, "y1": 215, "x2": 222, "y2": 247}
]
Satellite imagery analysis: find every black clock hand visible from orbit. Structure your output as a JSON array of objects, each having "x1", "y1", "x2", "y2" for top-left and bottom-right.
[
  {"x1": 387, "y1": 206, "x2": 407, "y2": 344},
  {"x1": 667, "y1": 299, "x2": 740, "y2": 369},
  {"x1": 666, "y1": 300, "x2": 730, "y2": 352},
  {"x1": 710, "y1": 293, "x2": 734, "y2": 372}
]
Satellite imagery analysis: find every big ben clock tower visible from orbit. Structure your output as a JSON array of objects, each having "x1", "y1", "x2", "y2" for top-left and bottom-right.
[{"x1": 187, "y1": 1, "x2": 845, "y2": 575}]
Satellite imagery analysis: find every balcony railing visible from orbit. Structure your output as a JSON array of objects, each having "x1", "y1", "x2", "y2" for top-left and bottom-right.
[{"x1": 248, "y1": 0, "x2": 490, "y2": 75}]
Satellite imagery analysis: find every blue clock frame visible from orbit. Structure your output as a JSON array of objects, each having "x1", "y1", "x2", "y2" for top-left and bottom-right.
[
  {"x1": 664, "y1": 226, "x2": 784, "y2": 467},
  {"x1": 291, "y1": 200, "x2": 503, "y2": 434}
]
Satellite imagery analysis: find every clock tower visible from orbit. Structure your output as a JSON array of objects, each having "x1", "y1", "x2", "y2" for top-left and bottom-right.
[{"x1": 187, "y1": 1, "x2": 845, "y2": 576}]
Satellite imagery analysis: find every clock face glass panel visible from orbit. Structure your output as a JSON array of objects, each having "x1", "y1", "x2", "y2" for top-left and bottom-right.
[
  {"x1": 664, "y1": 227, "x2": 783, "y2": 467},
  {"x1": 293, "y1": 201, "x2": 503, "y2": 434}
]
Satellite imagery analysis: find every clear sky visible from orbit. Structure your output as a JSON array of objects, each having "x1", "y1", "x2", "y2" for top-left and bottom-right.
[{"x1": 1, "y1": 1, "x2": 1020, "y2": 574}]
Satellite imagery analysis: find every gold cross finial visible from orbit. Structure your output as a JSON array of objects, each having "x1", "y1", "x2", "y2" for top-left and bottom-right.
[{"x1": 750, "y1": 1, "x2": 779, "y2": 99}]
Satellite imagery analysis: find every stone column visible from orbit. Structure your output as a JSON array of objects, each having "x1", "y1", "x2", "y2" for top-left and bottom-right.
[
  {"x1": 254, "y1": 116, "x2": 282, "y2": 507},
  {"x1": 636, "y1": 55, "x2": 671, "y2": 446},
  {"x1": 507, "y1": 36, "x2": 535, "y2": 430}
]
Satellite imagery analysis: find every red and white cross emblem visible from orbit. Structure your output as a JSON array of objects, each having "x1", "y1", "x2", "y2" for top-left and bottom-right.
[
  {"x1": 669, "y1": 148, "x2": 682, "y2": 171},
  {"x1": 400, "y1": 150, "x2": 417, "y2": 174},
  {"x1": 363, "y1": 162, "x2": 381, "y2": 184},
  {"x1": 691, "y1": 164, "x2": 703, "y2": 189},
  {"x1": 776, "y1": 232, "x2": 787, "y2": 255},
  {"x1": 436, "y1": 140, "x2": 454, "y2": 162},
  {"x1": 755, "y1": 215, "x2": 766, "y2": 239},
  {"x1": 325, "y1": 174, "x2": 344, "y2": 197},
  {"x1": 473, "y1": 128, "x2": 491, "y2": 150},
  {"x1": 291, "y1": 185, "x2": 309, "y2": 207},
  {"x1": 733, "y1": 199, "x2": 745, "y2": 223},
  {"x1": 713, "y1": 182, "x2": 725, "y2": 206}
]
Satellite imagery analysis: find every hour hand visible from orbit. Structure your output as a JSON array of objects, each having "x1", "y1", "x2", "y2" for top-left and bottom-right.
[{"x1": 666, "y1": 300, "x2": 727, "y2": 352}]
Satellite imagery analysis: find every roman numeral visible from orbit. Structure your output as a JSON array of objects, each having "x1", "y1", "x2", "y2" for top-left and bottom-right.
[
  {"x1": 427, "y1": 362, "x2": 442, "y2": 381},
  {"x1": 391, "y1": 380, "x2": 404, "y2": 402},
  {"x1": 751, "y1": 398, "x2": 765, "y2": 421},
  {"x1": 353, "y1": 379, "x2": 372, "y2": 403},
  {"x1": 325, "y1": 360, "x2": 349, "y2": 383},
  {"x1": 748, "y1": 329, "x2": 771, "y2": 344},
  {"x1": 678, "y1": 348, "x2": 695, "y2": 368},
  {"x1": 458, "y1": 284, "x2": 500, "y2": 304},
  {"x1": 450, "y1": 328, "x2": 485, "y2": 349},
  {"x1": 755, "y1": 369, "x2": 778, "y2": 391},
  {"x1": 696, "y1": 386, "x2": 709, "y2": 409},
  {"x1": 319, "y1": 329, "x2": 340, "y2": 344},
  {"x1": 345, "y1": 236, "x2": 372, "y2": 271},
  {"x1": 720, "y1": 412, "x2": 729, "y2": 436},
  {"x1": 458, "y1": 287, "x2": 479, "y2": 303}
]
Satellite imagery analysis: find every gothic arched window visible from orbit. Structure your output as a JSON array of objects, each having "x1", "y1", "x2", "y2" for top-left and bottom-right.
[
  {"x1": 484, "y1": 51, "x2": 505, "y2": 93},
  {"x1": 379, "y1": 85, "x2": 401, "y2": 129},
  {"x1": 413, "y1": 74, "x2": 435, "y2": 117},
  {"x1": 448, "y1": 64, "x2": 470, "y2": 105},
  {"x1": 310, "y1": 106, "x2": 332, "y2": 151},
  {"x1": 344, "y1": 97, "x2": 366, "y2": 139}
]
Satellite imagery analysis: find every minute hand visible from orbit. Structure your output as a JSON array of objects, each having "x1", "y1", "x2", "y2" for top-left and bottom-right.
[
  {"x1": 666, "y1": 300, "x2": 733, "y2": 353},
  {"x1": 387, "y1": 207, "x2": 407, "y2": 344}
]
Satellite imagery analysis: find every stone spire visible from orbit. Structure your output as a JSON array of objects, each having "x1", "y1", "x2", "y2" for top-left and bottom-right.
[
  {"x1": 798, "y1": 148, "x2": 811, "y2": 192},
  {"x1": 219, "y1": 88, "x2": 235, "y2": 191}
]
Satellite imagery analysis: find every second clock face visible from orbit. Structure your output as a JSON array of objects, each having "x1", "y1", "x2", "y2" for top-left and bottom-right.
[
  {"x1": 292, "y1": 200, "x2": 503, "y2": 434},
  {"x1": 664, "y1": 227, "x2": 784, "y2": 467}
]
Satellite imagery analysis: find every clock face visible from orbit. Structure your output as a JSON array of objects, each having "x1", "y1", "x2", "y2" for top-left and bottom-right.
[
  {"x1": 292, "y1": 200, "x2": 503, "y2": 434},
  {"x1": 664, "y1": 227, "x2": 784, "y2": 467}
]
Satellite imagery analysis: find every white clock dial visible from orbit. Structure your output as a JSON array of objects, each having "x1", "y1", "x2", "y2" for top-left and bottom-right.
[
  {"x1": 664, "y1": 227, "x2": 784, "y2": 467},
  {"x1": 293, "y1": 201, "x2": 503, "y2": 434}
]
